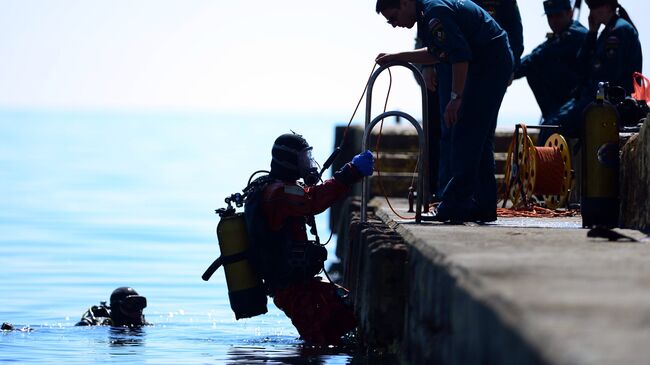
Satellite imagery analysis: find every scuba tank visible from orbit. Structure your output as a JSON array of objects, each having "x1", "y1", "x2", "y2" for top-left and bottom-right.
[
  {"x1": 202, "y1": 192, "x2": 268, "y2": 320},
  {"x1": 581, "y1": 82, "x2": 620, "y2": 228}
]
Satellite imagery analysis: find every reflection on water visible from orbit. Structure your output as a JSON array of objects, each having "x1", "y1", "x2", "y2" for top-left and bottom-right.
[
  {"x1": 225, "y1": 337, "x2": 401, "y2": 365},
  {"x1": 107, "y1": 327, "x2": 146, "y2": 348},
  {"x1": 227, "y1": 344, "x2": 327, "y2": 365}
]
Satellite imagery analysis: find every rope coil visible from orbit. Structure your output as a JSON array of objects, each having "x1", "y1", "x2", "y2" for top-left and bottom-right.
[
  {"x1": 529, "y1": 146, "x2": 564, "y2": 195},
  {"x1": 501, "y1": 124, "x2": 573, "y2": 212}
]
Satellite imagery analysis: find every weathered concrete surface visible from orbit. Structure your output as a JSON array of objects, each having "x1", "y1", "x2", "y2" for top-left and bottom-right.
[
  {"x1": 349, "y1": 197, "x2": 650, "y2": 365},
  {"x1": 344, "y1": 211, "x2": 408, "y2": 350}
]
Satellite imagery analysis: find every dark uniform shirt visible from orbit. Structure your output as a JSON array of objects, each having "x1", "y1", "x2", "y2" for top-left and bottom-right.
[
  {"x1": 515, "y1": 20, "x2": 588, "y2": 117},
  {"x1": 540, "y1": 16, "x2": 642, "y2": 141},
  {"x1": 416, "y1": 0, "x2": 508, "y2": 65},
  {"x1": 472, "y1": 0, "x2": 524, "y2": 68},
  {"x1": 577, "y1": 15, "x2": 642, "y2": 96}
]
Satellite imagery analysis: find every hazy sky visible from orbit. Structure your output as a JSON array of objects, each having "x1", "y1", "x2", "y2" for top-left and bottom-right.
[{"x1": 0, "y1": 0, "x2": 648, "y2": 125}]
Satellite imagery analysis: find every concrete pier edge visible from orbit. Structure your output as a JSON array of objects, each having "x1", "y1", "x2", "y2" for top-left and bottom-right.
[
  {"x1": 372, "y1": 201, "x2": 548, "y2": 365},
  {"x1": 340, "y1": 197, "x2": 650, "y2": 365}
]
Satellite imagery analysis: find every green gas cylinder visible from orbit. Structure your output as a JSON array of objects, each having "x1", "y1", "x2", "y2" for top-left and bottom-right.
[{"x1": 581, "y1": 82, "x2": 620, "y2": 228}]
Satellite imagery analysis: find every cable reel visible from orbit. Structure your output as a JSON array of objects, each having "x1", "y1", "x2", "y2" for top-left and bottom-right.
[
  {"x1": 504, "y1": 130, "x2": 533, "y2": 206},
  {"x1": 504, "y1": 125, "x2": 573, "y2": 209}
]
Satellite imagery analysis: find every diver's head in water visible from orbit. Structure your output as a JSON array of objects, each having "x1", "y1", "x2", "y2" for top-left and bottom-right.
[{"x1": 109, "y1": 287, "x2": 148, "y2": 327}]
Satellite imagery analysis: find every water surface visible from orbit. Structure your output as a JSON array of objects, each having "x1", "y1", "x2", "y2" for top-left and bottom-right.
[{"x1": 0, "y1": 110, "x2": 372, "y2": 364}]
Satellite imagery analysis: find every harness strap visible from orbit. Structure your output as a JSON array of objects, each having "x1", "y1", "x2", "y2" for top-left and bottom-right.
[{"x1": 201, "y1": 251, "x2": 250, "y2": 281}]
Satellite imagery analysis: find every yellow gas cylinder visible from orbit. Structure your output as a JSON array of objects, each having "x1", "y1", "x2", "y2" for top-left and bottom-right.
[
  {"x1": 581, "y1": 82, "x2": 619, "y2": 228},
  {"x1": 203, "y1": 209, "x2": 267, "y2": 319}
]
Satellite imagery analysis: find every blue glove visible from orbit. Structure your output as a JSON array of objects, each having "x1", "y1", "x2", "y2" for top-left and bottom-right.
[{"x1": 351, "y1": 150, "x2": 374, "y2": 177}]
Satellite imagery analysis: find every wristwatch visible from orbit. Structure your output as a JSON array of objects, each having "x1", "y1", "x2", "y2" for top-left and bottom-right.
[{"x1": 450, "y1": 91, "x2": 462, "y2": 101}]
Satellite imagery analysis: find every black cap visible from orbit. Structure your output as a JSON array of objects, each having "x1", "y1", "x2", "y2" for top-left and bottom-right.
[
  {"x1": 585, "y1": 0, "x2": 617, "y2": 9},
  {"x1": 109, "y1": 287, "x2": 148, "y2": 327},
  {"x1": 110, "y1": 287, "x2": 147, "y2": 311},
  {"x1": 543, "y1": 0, "x2": 572, "y2": 14},
  {"x1": 270, "y1": 133, "x2": 310, "y2": 181}
]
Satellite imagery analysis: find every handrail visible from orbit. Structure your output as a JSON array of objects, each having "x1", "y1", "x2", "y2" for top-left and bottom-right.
[
  {"x1": 361, "y1": 61, "x2": 429, "y2": 224},
  {"x1": 361, "y1": 111, "x2": 426, "y2": 223}
]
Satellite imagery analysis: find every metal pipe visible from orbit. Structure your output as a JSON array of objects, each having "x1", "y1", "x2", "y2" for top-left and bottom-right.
[
  {"x1": 522, "y1": 125, "x2": 561, "y2": 130},
  {"x1": 361, "y1": 111, "x2": 426, "y2": 224}
]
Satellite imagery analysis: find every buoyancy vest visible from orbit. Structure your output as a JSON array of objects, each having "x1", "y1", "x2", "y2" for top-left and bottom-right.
[
  {"x1": 244, "y1": 177, "x2": 327, "y2": 294},
  {"x1": 75, "y1": 303, "x2": 112, "y2": 326}
]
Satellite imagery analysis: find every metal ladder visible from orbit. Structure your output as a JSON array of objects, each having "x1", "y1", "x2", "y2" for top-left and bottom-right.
[{"x1": 360, "y1": 61, "x2": 430, "y2": 224}]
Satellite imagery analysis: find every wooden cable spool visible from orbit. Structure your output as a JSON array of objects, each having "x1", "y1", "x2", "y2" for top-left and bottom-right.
[{"x1": 503, "y1": 126, "x2": 572, "y2": 209}]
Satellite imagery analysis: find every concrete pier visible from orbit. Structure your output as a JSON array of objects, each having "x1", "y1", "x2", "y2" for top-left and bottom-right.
[{"x1": 339, "y1": 198, "x2": 650, "y2": 365}]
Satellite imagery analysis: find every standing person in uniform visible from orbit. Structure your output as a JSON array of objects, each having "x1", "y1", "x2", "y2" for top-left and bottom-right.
[
  {"x1": 473, "y1": 0, "x2": 524, "y2": 71},
  {"x1": 376, "y1": 0, "x2": 513, "y2": 222},
  {"x1": 244, "y1": 133, "x2": 373, "y2": 344},
  {"x1": 424, "y1": 0, "x2": 522, "y2": 198},
  {"x1": 540, "y1": 0, "x2": 642, "y2": 144},
  {"x1": 514, "y1": 0, "x2": 588, "y2": 124}
]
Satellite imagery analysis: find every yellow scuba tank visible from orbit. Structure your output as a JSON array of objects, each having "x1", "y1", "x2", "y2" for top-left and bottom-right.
[
  {"x1": 581, "y1": 82, "x2": 620, "y2": 228},
  {"x1": 202, "y1": 198, "x2": 267, "y2": 320}
]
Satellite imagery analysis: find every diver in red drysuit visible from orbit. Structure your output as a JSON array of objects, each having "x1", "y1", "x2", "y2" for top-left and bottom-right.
[{"x1": 244, "y1": 132, "x2": 373, "y2": 344}]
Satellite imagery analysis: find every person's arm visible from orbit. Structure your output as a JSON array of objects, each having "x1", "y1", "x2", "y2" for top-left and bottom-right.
[
  {"x1": 262, "y1": 152, "x2": 373, "y2": 229},
  {"x1": 513, "y1": 53, "x2": 531, "y2": 80},
  {"x1": 262, "y1": 180, "x2": 348, "y2": 230},
  {"x1": 514, "y1": 36, "x2": 549, "y2": 80},
  {"x1": 376, "y1": 48, "x2": 439, "y2": 66},
  {"x1": 443, "y1": 61, "x2": 468, "y2": 127},
  {"x1": 576, "y1": 28, "x2": 598, "y2": 85},
  {"x1": 578, "y1": 11, "x2": 601, "y2": 63},
  {"x1": 600, "y1": 26, "x2": 641, "y2": 94},
  {"x1": 501, "y1": 0, "x2": 524, "y2": 68},
  {"x1": 422, "y1": 66, "x2": 438, "y2": 91}
]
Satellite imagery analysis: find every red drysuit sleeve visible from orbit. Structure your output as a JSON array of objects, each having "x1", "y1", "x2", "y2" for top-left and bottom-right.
[{"x1": 262, "y1": 179, "x2": 350, "y2": 231}]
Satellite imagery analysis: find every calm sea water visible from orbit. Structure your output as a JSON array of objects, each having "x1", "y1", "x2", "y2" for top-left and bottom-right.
[{"x1": 0, "y1": 110, "x2": 385, "y2": 364}]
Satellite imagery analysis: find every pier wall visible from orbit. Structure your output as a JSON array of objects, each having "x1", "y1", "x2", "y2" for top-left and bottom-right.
[
  {"x1": 338, "y1": 199, "x2": 546, "y2": 365},
  {"x1": 337, "y1": 197, "x2": 650, "y2": 365}
]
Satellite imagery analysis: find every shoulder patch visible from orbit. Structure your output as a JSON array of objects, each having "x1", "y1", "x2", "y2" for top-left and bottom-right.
[
  {"x1": 429, "y1": 19, "x2": 446, "y2": 43},
  {"x1": 434, "y1": 28, "x2": 446, "y2": 43},
  {"x1": 283, "y1": 185, "x2": 305, "y2": 196},
  {"x1": 428, "y1": 18, "x2": 441, "y2": 30},
  {"x1": 605, "y1": 35, "x2": 620, "y2": 46}
]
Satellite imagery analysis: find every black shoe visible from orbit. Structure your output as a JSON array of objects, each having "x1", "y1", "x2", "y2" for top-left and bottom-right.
[
  {"x1": 421, "y1": 212, "x2": 451, "y2": 222},
  {"x1": 421, "y1": 207, "x2": 465, "y2": 223},
  {"x1": 471, "y1": 210, "x2": 497, "y2": 223}
]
